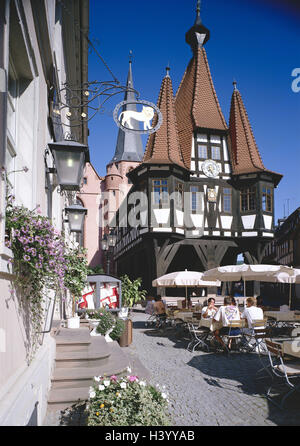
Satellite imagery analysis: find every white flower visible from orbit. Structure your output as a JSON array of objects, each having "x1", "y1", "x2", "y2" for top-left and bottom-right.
[
  {"x1": 126, "y1": 366, "x2": 132, "y2": 373},
  {"x1": 120, "y1": 382, "x2": 127, "y2": 389},
  {"x1": 94, "y1": 376, "x2": 101, "y2": 382},
  {"x1": 89, "y1": 391, "x2": 96, "y2": 399},
  {"x1": 98, "y1": 385, "x2": 105, "y2": 391},
  {"x1": 103, "y1": 380, "x2": 110, "y2": 387},
  {"x1": 139, "y1": 381, "x2": 146, "y2": 387},
  {"x1": 161, "y1": 393, "x2": 167, "y2": 399}
]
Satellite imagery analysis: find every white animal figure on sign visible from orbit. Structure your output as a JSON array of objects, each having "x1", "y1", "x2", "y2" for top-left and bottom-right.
[{"x1": 119, "y1": 106, "x2": 155, "y2": 130}]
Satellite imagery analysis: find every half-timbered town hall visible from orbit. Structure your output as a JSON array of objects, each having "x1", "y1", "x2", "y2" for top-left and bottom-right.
[{"x1": 112, "y1": 4, "x2": 282, "y2": 294}]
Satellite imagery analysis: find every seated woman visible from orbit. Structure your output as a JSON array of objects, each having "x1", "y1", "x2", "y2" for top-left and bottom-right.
[
  {"x1": 201, "y1": 298, "x2": 218, "y2": 319},
  {"x1": 213, "y1": 296, "x2": 241, "y2": 350}
]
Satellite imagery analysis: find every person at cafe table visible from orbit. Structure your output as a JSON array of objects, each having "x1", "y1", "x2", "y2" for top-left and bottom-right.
[
  {"x1": 213, "y1": 296, "x2": 241, "y2": 350},
  {"x1": 201, "y1": 298, "x2": 218, "y2": 319},
  {"x1": 241, "y1": 297, "x2": 264, "y2": 329}
]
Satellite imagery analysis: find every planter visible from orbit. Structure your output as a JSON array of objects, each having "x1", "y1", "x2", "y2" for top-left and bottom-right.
[
  {"x1": 67, "y1": 316, "x2": 80, "y2": 329},
  {"x1": 119, "y1": 307, "x2": 129, "y2": 319},
  {"x1": 88, "y1": 319, "x2": 101, "y2": 328},
  {"x1": 104, "y1": 327, "x2": 114, "y2": 343}
]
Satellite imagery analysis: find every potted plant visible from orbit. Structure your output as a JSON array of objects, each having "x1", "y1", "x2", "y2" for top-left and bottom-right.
[
  {"x1": 110, "y1": 318, "x2": 125, "y2": 342},
  {"x1": 64, "y1": 246, "x2": 90, "y2": 329},
  {"x1": 120, "y1": 275, "x2": 147, "y2": 316},
  {"x1": 95, "y1": 310, "x2": 115, "y2": 342}
]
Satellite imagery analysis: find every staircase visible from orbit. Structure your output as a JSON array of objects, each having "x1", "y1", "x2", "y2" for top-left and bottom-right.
[{"x1": 47, "y1": 327, "x2": 130, "y2": 412}]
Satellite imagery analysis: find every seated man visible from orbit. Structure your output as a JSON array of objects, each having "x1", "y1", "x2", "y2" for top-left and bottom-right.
[
  {"x1": 201, "y1": 298, "x2": 218, "y2": 319},
  {"x1": 241, "y1": 297, "x2": 264, "y2": 329},
  {"x1": 213, "y1": 296, "x2": 241, "y2": 350}
]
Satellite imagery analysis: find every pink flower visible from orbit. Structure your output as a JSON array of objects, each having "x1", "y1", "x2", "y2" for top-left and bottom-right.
[
  {"x1": 110, "y1": 375, "x2": 118, "y2": 382},
  {"x1": 128, "y1": 375, "x2": 138, "y2": 382}
]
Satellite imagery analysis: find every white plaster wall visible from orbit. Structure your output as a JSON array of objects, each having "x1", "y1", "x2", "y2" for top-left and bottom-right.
[
  {"x1": 0, "y1": 0, "x2": 70, "y2": 426},
  {"x1": 0, "y1": 334, "x2": 56, "y2": 426},
  {"x1": 263, "y1": 215, "x2": 273, "y2": 230},
  {"x1": 241, "y1": 215, "x2": 256, "y2": 230}
]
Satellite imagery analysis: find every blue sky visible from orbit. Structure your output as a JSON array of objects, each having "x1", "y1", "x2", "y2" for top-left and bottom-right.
[{"x1": 87, "y1": 0, "x2": 300, "y2": 222}]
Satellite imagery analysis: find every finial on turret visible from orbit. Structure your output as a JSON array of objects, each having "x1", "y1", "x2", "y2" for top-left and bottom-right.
[
  {"x1": 233, "y1": 79, "x2": 238, "y2": 91},
  {"x1": 195, "y1": 0, "x2": 202, "y2": 25},
  {"x1": 186, "y1": 0, "x2": 210, "y2": 51},
  {"x1": 129, "y1": 50, "x2": 133, "y2": 64},
  {"x1": 166, "y1": 63, "x2": 171, "y2": 77}
]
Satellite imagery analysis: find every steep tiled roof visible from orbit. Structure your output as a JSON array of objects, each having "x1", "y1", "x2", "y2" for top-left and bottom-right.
[
  {"x1": 143, "y1": 73, "x2": 186, "y2": 168},
  {"x1": 228, "y1": 87, "x2": 282, "y2": 184},
  {"x1": 175, "y1": 46, "x2": 228, "y2": 167},
  {"x1": 229, "y1": 87, "x2": 265, "y2": 174}
]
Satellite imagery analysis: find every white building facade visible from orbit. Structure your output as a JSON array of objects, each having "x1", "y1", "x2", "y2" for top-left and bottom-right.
[{"x1": 0, "y1": 0, "x2": 89, "y2": 426}]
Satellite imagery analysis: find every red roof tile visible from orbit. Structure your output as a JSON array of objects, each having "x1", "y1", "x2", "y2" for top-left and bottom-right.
[
  {"x1": 175, "y1": 46, "x2": 228, "y2": 167},
  {"x1": 143, "y1": 74, "x2": 186, "y2": 169}
]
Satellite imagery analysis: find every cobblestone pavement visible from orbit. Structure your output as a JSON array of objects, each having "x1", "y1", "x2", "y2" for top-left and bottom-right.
[
  {"x1": 43, "y1": 311, "x2": 300, "y2": 426},
  {"x1": 127, "y1": 312, "x2": 300, "y2": 427}
]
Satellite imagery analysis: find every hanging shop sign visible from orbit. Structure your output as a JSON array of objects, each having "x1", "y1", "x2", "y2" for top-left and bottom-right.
[{"x1": 113, "y1": 100, "x2": 163, "y2": 135}]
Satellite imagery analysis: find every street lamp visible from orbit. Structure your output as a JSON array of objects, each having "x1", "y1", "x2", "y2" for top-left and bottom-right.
[
  {"x1": 48, "y1": 140, "x2": 90, "y2": 191},
  {"x1": 108, "y1": 230, "x2": 117, "y2": 248},
  {"x1": 101, "y1": 234, "x2": 109, "y2": 252},
  {"x1": 65, "y1": 204, "x2": 87, "y2": 233},
  {"x1": 101, "y1": 229, "x2": 117, "y2": 275}
]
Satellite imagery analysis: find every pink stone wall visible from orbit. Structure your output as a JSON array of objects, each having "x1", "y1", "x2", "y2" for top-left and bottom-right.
[{"x1": 77, "y1": 163, "x2": 103, "y2": 268}]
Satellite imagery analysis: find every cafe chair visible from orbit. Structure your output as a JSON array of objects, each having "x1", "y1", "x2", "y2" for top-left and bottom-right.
[
  {"x1": 223, "y1": 321, "x2": 243, "y2": 353},
  {"x1": 265, "y1": 339, "x2": 300, "y2": 409},
  {"x1": 187, "y1": 322, "x2": 210, "y2": 353},
  {"x1": 242, "y1": 319, "x2": 269, "y2": 353}
]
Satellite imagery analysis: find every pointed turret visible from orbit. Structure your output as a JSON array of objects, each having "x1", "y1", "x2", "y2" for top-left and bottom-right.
[
  {"x1": 186, "y1": 0, "x2": 210, "y2": 52},
  {"x1": 110, "y1": 58, "x2": 144, "y2": 164},
  {"x1": 143, "y1": 67, "x2": 186, "y2": 169},
  {"x1": 229, "y1": 82, "x2": 282, "y2": 185},
  {"x1": 175, "y1": 46, "x2": 227, "y2": 168}
]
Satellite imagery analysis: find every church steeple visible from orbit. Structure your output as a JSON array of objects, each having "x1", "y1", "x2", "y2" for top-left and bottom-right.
[
  {"x1": 186, "y1": 0, "x2": 210, "y2": 52},
  {"x1": 110, "y1": 57, "x2": 144, "y2": 164}
]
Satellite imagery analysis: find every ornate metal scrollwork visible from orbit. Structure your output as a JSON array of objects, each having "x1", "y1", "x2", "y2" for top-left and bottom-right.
[{"x1": 53, "y1": 81, "x2": 141, "y2": 128}]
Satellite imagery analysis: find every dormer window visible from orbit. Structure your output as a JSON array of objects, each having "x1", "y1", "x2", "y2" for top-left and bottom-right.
[
  {"x1": 153, "y1": 179, "x2": 168, "y2": 205},
  {"x1": 211, "y1": 146, "x2": 221, "y2": 160},
  {"x1": 198, "y1": 145, "x2": 207, "y2": 159},
  {"x1": 262, "y1": 186, "x2": 272, "y2": 212},
  {"x1": 240, "y1": 186, "x2": 256, "y2": 212}
]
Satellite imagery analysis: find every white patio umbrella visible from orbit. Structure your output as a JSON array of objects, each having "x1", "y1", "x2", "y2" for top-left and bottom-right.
[
  {"x1": 202, "y1": 264, "x2": 298, "y2": 308},
  {"x1": 152, "y1": 270, "x2": 221, "y2": 306}
]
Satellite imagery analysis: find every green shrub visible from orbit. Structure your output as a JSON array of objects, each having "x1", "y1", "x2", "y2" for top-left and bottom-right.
[
  {"x1": 87, "y1": 373, "x2": 170, "y2": 426},
  {"x1": 95, "y1": 310, "x2": 115, "y2": 335},
  {"x1": 121, "y1": 275, "x2": 147, "y2": 308},
  {"x1": 110, "y1": 318, "x2": 125, "y2": 341}
]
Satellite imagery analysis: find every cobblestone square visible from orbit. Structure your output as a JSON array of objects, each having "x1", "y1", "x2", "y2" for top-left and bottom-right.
[{"x1": 126, "y1": 312, "x2": 300, "y2": 426}]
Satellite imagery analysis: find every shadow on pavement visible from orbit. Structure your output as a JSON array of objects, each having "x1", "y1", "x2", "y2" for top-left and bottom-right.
[{"x1": 187, "y1": 353, "x2": 300, "y2": 426}]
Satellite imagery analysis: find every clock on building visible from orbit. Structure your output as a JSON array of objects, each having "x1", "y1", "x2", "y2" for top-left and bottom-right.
[{"x1": 202, "y1": 159, "x2": 220, "y2": 178}]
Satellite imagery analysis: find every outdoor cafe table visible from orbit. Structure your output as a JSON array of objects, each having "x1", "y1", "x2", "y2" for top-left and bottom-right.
[
  {"x1": 172, "y1": 311, "x2": 193, "y2": 322},
  {"x1": 264, "y1": 311, "x2": 300, "y2": 323},
  {"x1": 273, "y1": 337, "x2": 300, "y2": 359}
]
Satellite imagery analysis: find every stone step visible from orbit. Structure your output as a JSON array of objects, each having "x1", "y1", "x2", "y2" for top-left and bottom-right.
[
  {"x1": 51, "y1": 342, "x2": 129, "y2": 390},
  {"x1": 46, "y1": 387, "x2": 89, "y2": 412},
  {"x1": 55, "y1": 327, "x2": 91, "y2": 353},
  {"x1": 55, "y1": 336, "x2": 111, "y2": 369}
]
